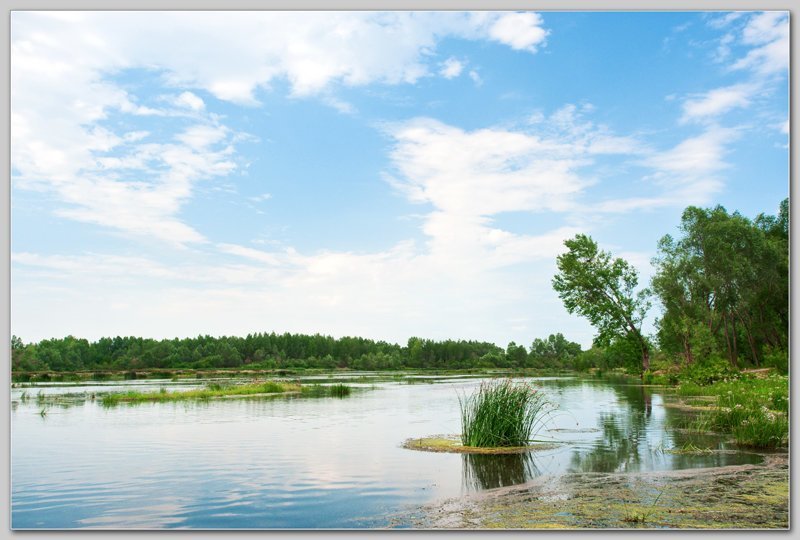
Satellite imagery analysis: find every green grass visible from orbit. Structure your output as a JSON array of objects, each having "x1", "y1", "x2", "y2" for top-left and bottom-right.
[
  {"x1": 459, "y1": 379, "x2": 551, "y2": 448},
  {"x1": 677, "y1": 375, "x2": 788, "y2": 449},
  {"x1": 663, "y1": 442, "x2": 714, "y2": 455},
  {"x1": 299, "y1": 383, "x2": 352, "y2": 398},
  {"x1": 101, "y1": 380, "x2": 299, "y2": 406}
]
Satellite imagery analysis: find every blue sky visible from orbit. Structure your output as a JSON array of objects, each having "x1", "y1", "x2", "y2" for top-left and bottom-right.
[{"x1": 11, "y1": 11, "x2": 789, "y2": 348}]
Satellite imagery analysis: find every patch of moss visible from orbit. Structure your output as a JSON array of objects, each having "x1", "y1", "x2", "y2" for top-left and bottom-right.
[
  {"x1": 414, "y1": 454, "x2": 788, "y2": 529},
  {"x1": 402, "y1": 436, "x2": 560, "y2": 454}
]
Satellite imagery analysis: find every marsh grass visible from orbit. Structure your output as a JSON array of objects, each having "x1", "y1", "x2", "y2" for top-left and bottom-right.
[
  {"x1": 459, "y1": 379, "x2": 551, "y2": 448},
  {"x1": 679, "y1": 375, "x2": 789, "y2": 449},
  {"x1": 101, "y1": 380, "x2": 299, "y2": 405},
  {"x1": 661, "y1": 441, "x2": 714, "y2": 455},
  {"x1": 300, "y1": 383, "x2": 352, "y2": 398}
]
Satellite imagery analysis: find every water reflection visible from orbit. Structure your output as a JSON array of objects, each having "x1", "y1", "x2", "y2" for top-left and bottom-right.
[
  {"x1": 462, "y1": 452, "x2": 540, "y2": 491},
  {"x1": 12, "y1": 374, "x2": 766, "y2": 529}
]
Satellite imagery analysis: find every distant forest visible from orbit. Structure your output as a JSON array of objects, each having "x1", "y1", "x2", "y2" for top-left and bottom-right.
[{"x1": 10, "y1": 332, "x2": 583, "y2": 373}]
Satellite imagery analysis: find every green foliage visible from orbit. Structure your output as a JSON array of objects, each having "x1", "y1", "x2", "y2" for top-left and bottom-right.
[
  {"x1": 459, "y1": 379, "x2": 551, "y2": 448},
  {"x1": 527, "y1": 333, "x2": 582, "y2": 369},
  {"x1": 680, "y1": 356, "x2": 737, "y2": 385},
  {"x1": 762, "y1": 347, "x2": 788, "y2": 374},
  {"x1": 300, "y1": 383, "x2": 352, "y2": 398},
  {"x1": 680, "y1": 375, "x2": 788, "y2": 448},
  {"x1": 651, "y1": 199, "x2": 788, "y2": 368},
  {"x1": 731, "y1": 411, "x2": 788, "y2": 448},
  {"x1": 553, "y1": 234, "x2": 651, "y2": 371},
  {"x1": 12, "y1": 332, "x2": 511, "y2": 373}
]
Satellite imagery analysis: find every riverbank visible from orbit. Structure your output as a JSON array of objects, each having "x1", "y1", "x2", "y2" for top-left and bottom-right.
[{"x1": 413, "y1": 452, "x2": 788, "y2": 529}]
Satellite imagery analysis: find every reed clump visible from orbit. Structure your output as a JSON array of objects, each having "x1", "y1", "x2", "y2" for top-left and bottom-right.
[
  {"x1": 459, "y1": 379, "x2": 551, "y2": 448},
  {"x1": 300, "y1": 383, "x2": 352, "y2": 398}
]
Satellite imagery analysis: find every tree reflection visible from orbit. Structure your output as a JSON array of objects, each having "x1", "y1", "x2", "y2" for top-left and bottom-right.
[
  {"x1": 568, "y1": 383, "x2": 654, "y2": 473},
  {"x1": 462, "y1": 452, "x2": 540, "y2": 491}
]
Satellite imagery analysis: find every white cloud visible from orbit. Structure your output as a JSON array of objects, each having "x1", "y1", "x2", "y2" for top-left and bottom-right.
[
  {"x1": 487, "y1": 12, "x2": 548, "y2": 52},
  {"x1": 468, "y1": 70, "x2": 483, "y2": 86},
  {"x1": 681, "y1": 83, "x2": 755, "y2": 122},
  {"x1": 11, "y1": 11, "x2": 552, "y2": 247},
  {"x1": 732, "y1": 11, "x2": 789, "y2": 76},
  {"x1": 637, "y1": 126, "x2": 738, "y2": 206},
  {"x1": 248, "y1": 193, "x2": 273, "y2": 203},
  {"x1": 707, "y1": 11, "x2": 745, "y2": 29},
  {"x1": 172, "y1": 91, "x2": 206, "y2": 111},
  {"x1": 440, "y1": 57, "x2": 464, "y2": 79}
]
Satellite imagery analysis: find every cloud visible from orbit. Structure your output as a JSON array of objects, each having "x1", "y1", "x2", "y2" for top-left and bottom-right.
[
  {"x1": 486, "y1": 12, "x2": 549, "y2": 52},
  {"x1": 732, "y1": 11, "x2": 789, "y2": 76},
  {"x1": 638, "y1": 126, "x2": 738, "y2": 205},
  {"x1": 248, "y1": 193, "x2": 273, "y2": 203},
  {"x1": 707, "y1": 11, "x2": 745, "y2": 29},
  {"x1": 468, "y1": 70, "x2": 483, "y2": 86},
  {"x1": 171, "y1": 91, "x2": 206, "y2": 111},
  {"x1": 680, "y1": 83, "x2": 756, "y2": 122},
  {"x1": 11, "y1": 11, "x2": 552, "y2": 247},
  {"x1": 440, "y1": 57, "x2": 464, "y2": 79}
]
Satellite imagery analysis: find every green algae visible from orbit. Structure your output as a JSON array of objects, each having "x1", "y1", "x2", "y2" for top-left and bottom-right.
[
  {"x1": 415, "y1": 453, "x2": 788, "y2": 529},
  {"x1": 402, "y1": 436, "x2": 560, "y2": 454}
]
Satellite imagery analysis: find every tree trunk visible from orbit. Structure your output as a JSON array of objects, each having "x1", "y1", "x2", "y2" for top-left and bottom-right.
[
  {"x1": 641, "y1": 343, "x2": 650, "y2": 373},
  {"x1": 683, "y1": 335, "x2": 694, "y2": 365}
]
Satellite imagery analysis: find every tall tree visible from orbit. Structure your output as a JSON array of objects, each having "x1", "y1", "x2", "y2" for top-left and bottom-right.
[
  {"x1": 651, "y1": 201, "x2": 788, "y2": 367},
  {"x1": 552, "y1": 234, "x2": 651, "y2": 372}
]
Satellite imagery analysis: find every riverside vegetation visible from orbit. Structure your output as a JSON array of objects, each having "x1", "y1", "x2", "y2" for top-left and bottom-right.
[
  {"x1": 99, "y1": 380, "x2": 353, "y2": 406},
  {"x1": 459, "y1": 379, "x2": 552, "y2": 448}
]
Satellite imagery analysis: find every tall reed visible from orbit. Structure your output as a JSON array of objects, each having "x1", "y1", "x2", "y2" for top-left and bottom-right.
[{"x1": 459, "y1": 379, "x2": 551, "y2": 448}]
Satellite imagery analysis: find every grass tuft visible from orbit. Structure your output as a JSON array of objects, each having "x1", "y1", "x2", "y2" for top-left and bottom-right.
[
  {"x1": 300, "y1": 383, "x2": 352, "y2": 398},
  {"x1": 459, "y1": 379, "x2": 552, "y2": 448}
]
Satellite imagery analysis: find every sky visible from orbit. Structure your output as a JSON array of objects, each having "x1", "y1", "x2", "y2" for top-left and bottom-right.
[{"x1": 11, "y1": 11, "x2": 789, "y2": 348}]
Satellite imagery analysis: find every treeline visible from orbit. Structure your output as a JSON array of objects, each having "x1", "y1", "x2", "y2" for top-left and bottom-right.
[{"x1": 10, "y1": 332, "x2": 584, "y2": 373}]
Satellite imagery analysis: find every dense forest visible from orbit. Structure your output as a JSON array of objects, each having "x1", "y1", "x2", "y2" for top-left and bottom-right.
[
  {"x1": 10, "y1": 332, "x2": 582, "y2": 373},
  {"x1": 11, "y1": 199, "x2": 788, "y2": 377}
]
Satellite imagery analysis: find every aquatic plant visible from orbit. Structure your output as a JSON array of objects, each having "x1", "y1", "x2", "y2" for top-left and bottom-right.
[
  {"x1": 101, "y1": 380, "x2": 299, "y2": 405},
  {"x1": 679, "y1": 375, "x2": 789, "y2": 448},
  {"x1": 299, "y1": 383, "x2": 352, "y2": 398},
  {"x1": 459, "y1": 379, "x2": 551, "y2": 448},
  {"x1": 731, "y1": 409, "x2": 788, "y2": 448},
  {"x1": 329, "y1": 383, "x2": 351, "y2": 397}
]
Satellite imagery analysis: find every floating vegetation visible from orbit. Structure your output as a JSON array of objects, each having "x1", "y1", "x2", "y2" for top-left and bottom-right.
[
  {"x1": 403, "y1": 435, "x2": 559, "y2": 454},
  {"x1": 300, "y1": 383, "x2": 352, "y2": 398},
  {"x1": 661, "y1": 442, "x2": 715, "y2": 455},
  {"x1": 459, "y1": 379, "x2": 553, "y2": 448},
  {"x1": 101, "y1": 380, "x2": 300, "y2": 406}
]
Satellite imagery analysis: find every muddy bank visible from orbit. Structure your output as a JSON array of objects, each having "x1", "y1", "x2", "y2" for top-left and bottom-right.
[{"x1": 412, "y1": 453, "x2": 788, "y2": 529}]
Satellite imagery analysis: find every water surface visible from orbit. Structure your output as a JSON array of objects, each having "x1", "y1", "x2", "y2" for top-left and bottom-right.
[{"x1": 11, "y1": 374, "x2": 760, "y2": 529}]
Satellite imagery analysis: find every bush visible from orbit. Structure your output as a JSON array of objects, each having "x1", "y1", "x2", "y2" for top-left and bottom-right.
[
  {"x1": 681, "y1": 356, "x2": 737, "y2": 385},
  {"x1": 762, "y1": 348, "x2": 788, "y2": 375}
]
